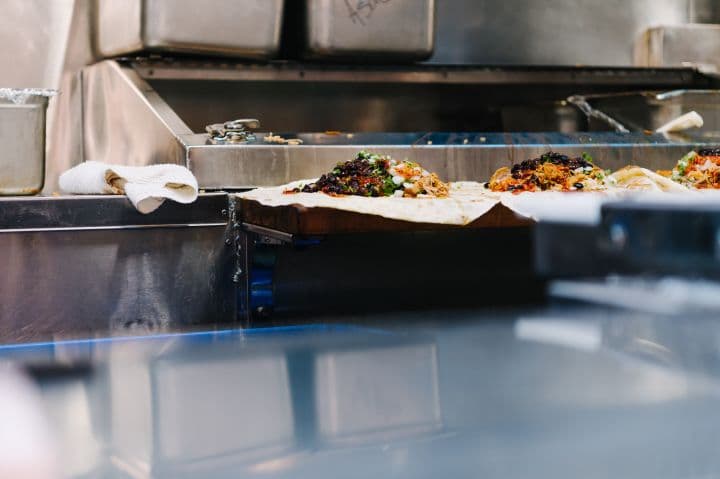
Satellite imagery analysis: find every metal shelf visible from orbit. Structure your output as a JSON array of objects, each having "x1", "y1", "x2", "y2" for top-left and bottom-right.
[{"x1": 129, "y1": 58, "x2": 717, "y2": 87}]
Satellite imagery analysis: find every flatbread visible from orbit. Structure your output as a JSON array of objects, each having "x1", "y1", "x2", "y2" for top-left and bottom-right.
[
  {"x1": 609, "y1": 166, "x2": 690, "y2": 193},
  {"x1": 238, "y1": 180, "x2": 499, "y2": 225},
  {"x1": 238, "y1": 167, "x2": 697, "y2": 227}
]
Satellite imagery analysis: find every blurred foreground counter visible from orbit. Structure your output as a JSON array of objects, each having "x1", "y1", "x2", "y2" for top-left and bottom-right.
[{"x1": 1, "y1": 310, "x2": 720, "y2": 478}]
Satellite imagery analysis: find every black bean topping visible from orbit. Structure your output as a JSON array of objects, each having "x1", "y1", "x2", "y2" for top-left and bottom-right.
[
  {"x1": 697, "y1": 148, "x2": 720, "y2": 156},
  {"x1": 291, "y1": 152, "x2": 391, "y2": 195},
  {"x1": 510, "y1": 151, "x2": 593, "y2": 176}
]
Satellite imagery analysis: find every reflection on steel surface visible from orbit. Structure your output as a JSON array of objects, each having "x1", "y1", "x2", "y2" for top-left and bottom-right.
[
  {"x1": 101, "y1": 328, "x2": 441, "y2": 476},
  {"x1": 14, "y1": 313, "x2": 720, "y2": 478},
  {"x1": 550, "y1": 277, "x2": 720, "y2": 316},
  {"x1": 0, "y1": 367, "x2": 59, "y2": 478},
  {"x1": 109, "y1": 348, "x2": 295, "y2": 474},
  {"x1": 511, "y1": 315, "x2": 694, "y2": 406},
  {"x1": 42, "y1": 379, "x2": 101, "y2": 477},
  {"x1": 514, "y1": 318, "x2": 601, "y2": 352},
  {"x1": 314, "y1": 343, "x2": 441, "y2": 445}
]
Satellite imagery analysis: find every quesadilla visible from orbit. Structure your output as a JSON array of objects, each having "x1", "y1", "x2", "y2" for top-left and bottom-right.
[
  {"x1": 486, "y1": 152, "x2": 608, "y2": 193},
  {"x1": 662, "y1": 148, "x2": 720, "y2": 189},
  {"x1": 288, "y1": 150, "x2": 449, "y2": 198},
  {"x1": 610, "y1": 166, "x2": 690, "y2": 192},
  {"x1": 240, "y1": 152, "x2": 497, "y2": 225}
]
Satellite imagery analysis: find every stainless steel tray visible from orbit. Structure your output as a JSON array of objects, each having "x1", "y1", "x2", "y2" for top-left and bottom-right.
[
  {"x1": 303, "y1": 0, "x2": 435, "y2": 61},
  {"x1": 96, "y1": 0, "x2": 284, "y2": 59},
  {"x1": 569, "y1": 89, "x2": 720, "y2": 139},
  {"x1": 0, "y1": 89, "x2": 52, "y2": 195}
]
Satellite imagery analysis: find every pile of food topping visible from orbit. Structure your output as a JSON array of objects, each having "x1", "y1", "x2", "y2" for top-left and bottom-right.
[
  {"x1": 660, "y1": 148, "x2": 720, "y2": 189},
  {"x1": 263, "y1": 132, "x2": 303, "y2": 145},
  {"x1": 287, "y1": 151, "x2": 449, "y2": 198},
  {"x1": 486, "y1": 152, "x2": 609, "y2": 193}
]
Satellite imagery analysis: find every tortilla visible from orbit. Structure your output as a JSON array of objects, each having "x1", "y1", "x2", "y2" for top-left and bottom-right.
[
  {"x1": 665, "y1": 149, "x2": 720, "y2": 189},
  {"x1": 238, "y1": 180, "x2": 499, "y2": 225},
  {"x1": 609, "y1": 166, "x2": 691, "y2": 193},
  {"x1": 487, "y1": 152, "x2": 607, "y2": 193}
]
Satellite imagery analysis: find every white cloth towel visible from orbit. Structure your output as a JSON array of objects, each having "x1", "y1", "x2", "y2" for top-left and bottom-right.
[{"x1": 59, "y1": 162, "x2": 199, "y2": 214}]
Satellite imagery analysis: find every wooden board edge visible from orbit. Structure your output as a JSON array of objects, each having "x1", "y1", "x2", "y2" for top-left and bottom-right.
[{"x1": 239, "y1": 198, "x2": 533, "y2": 235}]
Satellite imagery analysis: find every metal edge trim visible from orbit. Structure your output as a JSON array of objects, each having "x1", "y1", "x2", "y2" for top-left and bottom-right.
[
  {"x1": 0, "y1": 222, "x2": 227, "y2": 234},
  {"x1": 242, "y1": 223, "x2": 294, "y2": 243}
]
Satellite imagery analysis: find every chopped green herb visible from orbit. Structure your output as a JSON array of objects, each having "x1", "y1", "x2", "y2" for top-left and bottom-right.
[
  {"x1": 676, "y1": 151, "x2": 697, "y2": 175},
  {"x1": 383, "y1": 176, "x2": 398, "y2": 196}
]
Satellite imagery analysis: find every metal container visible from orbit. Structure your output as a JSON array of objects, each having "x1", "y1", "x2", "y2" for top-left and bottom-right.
[
  {"x1": 0, "y1": 90, "x2": 51, "y2": 195},
  {"x1": 302, "y1": 0, "x2": 435, "y2": 61},
  {"x1": 95, "y1": 0, "x2": 284, "y2": 59},
  {"x1": 429, "y1": 0, "x2": 691, "y2": 66},
  {"x1": 569, "y1": 90, "x2": 720, "y2": 140},
  {"x1": 634, "y1": 24, "x2": 720, "y2": 69}
]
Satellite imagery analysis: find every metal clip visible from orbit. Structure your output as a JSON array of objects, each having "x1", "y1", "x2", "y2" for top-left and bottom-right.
[{"x1": 206, "y1": 119, "x2": 260, "y2": 144}]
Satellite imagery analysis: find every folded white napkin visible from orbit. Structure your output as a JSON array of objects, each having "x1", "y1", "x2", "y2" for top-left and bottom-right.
[{"x1": 59, "y1": 162, "x2": 199, "y2": 214}]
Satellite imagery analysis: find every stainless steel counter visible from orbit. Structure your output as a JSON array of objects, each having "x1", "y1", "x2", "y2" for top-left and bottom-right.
[
  {"x1": 0, "y1": 193, "x2": 235, "y2": 341},
  {"x1": 4, "y1": 307, "x2": 720, "y2": 478}
]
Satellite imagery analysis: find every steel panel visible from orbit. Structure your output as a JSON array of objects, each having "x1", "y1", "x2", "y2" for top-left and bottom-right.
[{"x1": 0, "y1": 194, "x2": 234, "y2": 342}]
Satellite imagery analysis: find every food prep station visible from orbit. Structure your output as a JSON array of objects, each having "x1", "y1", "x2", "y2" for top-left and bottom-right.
[
  {"x1": 4, "y1": 3, "x2": 720, "y2": 323},
  {"x1": 7, "y1": 60, "x2": 720, "y2": 335},
  {"x1": 4, "y1": 1, "x2": 720, "y2": 477}
]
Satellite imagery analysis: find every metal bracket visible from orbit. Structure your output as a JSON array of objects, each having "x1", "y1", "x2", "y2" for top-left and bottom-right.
[
  {"x1": 233, "y1": 221, "x2": 327, "y2": 326},
  {"x1": 243, "y1": 223, "x2": 294, "y2": 244}
]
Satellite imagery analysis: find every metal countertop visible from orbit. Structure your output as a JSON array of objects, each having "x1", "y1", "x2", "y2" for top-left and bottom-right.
[{"x1": 3, "y1": 307, "x2": 720, "y2": 478}]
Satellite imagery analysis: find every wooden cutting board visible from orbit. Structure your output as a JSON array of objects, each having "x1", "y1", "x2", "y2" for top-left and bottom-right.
[{"x1": 239, "y1": 198, "x2": 533, "y2": 235}]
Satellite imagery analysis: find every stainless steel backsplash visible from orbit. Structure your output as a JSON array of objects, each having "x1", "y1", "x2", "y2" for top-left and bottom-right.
[{"x1": 428, "y1": 0, "x2": 710, "y2": 66}]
